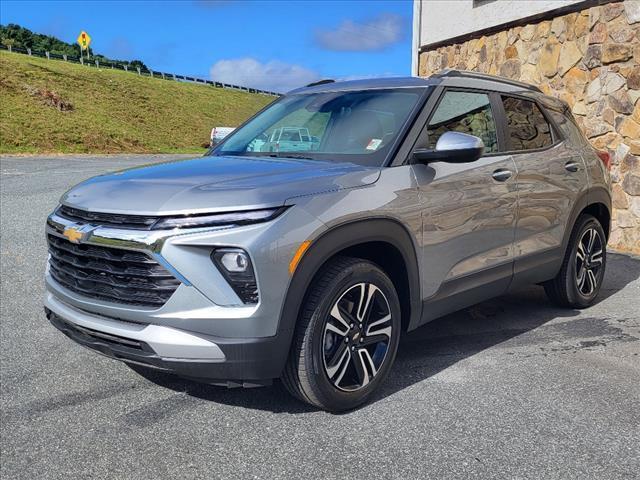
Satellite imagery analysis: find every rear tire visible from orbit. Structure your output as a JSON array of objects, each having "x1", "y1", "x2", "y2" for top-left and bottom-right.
[
  {"x1": 282, "y1": 256, "x2": 401, "y2": 412},
  {"x1": 544, "y1": 214, "x2": 606, "y2": 308}
]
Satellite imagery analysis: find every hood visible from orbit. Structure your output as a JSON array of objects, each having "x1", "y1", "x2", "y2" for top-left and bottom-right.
[{"x1": 61, "y1": 155, "x2": 380, "y2": 215}]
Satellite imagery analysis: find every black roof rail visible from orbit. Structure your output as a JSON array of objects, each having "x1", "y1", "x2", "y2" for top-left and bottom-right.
[
  {"x1": 432, "y1": 69, "x2": 543, "y2": 93},
  {"x1": 306, "y1": 79, "x2": 335, "y2": 87}
]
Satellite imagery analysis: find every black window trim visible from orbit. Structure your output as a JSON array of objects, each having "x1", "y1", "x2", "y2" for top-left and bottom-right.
[
  {"x1": 495, "y1": 92, "x2": 565, "y2": 156},
  {"x1": 394, "y1": 86, "x2": 568, "y2": 167},
  {"x1": 382, "y1": 86, "x2": 435, "y2": 167},
  {"x1": 392, "y1": 85, "x2": 445, "y2": 166},
  {"x1": 409, "y1": 86, "x2": 507, "y2": 162}
]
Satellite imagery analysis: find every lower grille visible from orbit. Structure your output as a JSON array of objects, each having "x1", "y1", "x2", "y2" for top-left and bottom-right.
[
  {"x1": 70, "y1": 321, "x2": 144, "y2": 350},
  {"x1": 47, "y1": 234, "x2": 181, "y2": 308},
  {"x1": 46, "y1": 308, "x2": 158, "y2": 362}
]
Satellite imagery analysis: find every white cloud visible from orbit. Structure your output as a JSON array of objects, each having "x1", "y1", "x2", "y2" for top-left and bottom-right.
[
  {"x1": 210, "y1": 58, "x2": 320, "y2": 93},
  {"x1": 315, "y1": 13, "x2": 405, "y2": 52}
]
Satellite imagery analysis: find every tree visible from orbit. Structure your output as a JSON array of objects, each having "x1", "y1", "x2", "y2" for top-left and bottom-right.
[
  {"x1": 0, "y1": 23, "x2": 148, "y2": 70},
  {"x1": 1, "y1": 37, "x2": 15, "y2": 49}
]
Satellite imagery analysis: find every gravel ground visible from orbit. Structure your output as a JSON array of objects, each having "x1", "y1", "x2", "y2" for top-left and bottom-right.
[{"x1": 1, "y1": 155, "x2": 639, "y2": 480}]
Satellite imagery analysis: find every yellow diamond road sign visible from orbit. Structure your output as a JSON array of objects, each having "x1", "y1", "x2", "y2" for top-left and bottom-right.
[{"x1": 77, "y1": 31, "x2": 91, "y2": 50}]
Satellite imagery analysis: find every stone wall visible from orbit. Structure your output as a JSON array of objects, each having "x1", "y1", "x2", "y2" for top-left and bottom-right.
[{"x1": 418, "y1": 0, "x2": 640, "y2": 254}]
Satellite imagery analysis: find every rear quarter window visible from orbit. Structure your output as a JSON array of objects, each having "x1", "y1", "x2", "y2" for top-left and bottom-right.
[{"x1": 547, "y1": 109, "x2": 586, "y2": 147}]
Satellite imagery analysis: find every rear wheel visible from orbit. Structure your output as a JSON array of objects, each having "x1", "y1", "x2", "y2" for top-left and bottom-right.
[
  {"x1": 544, "y1": 214, "x2": 606, "y2": 308},
  {"x1": 282, "y1": 256, "x2": 401, "y2": 411}
]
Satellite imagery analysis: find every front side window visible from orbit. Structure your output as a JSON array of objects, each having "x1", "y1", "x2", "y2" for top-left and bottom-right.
[
  {"x1": 427, "y1": 91, "x2": 498, "y2": 153},
  {"x1": 501, "y1": 97, "x2": 553, "y2": 151},
  {"x1": 212, "y1": 88, "x2": 425, "y2": 167}
]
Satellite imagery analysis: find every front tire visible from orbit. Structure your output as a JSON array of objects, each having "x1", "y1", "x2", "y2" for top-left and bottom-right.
[
  {"x1": 282, "y1": 256, "x2": 401, "y2": 411},
  {"x1": 544, "y1": 214, "x2": 606, "y2": 308}
]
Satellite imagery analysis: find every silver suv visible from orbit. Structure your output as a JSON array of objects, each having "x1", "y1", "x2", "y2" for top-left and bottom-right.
[{"x1": 45, "y1": 71, "x2": 612, "y2": 411}]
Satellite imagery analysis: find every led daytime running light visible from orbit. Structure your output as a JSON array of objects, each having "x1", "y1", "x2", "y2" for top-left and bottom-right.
[{"x1": 152, "y1": 208, "x2": 283, "y2": 230}]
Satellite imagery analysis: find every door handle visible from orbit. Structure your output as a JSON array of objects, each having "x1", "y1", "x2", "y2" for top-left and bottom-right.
[
  {"x1": 492, "y1": 169, "x2": 513, "y2": 182},
  {"x1": 565, "y1": 161, "x2": 580, "y2": 172}
]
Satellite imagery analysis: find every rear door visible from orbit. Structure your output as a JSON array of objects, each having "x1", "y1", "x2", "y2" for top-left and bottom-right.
[
  {"x1": 497, "y1": 95, "x2": 588, "y2": 284},
  {"x1": 411, "y1": 89, "x2": 518, "y2": 323}
]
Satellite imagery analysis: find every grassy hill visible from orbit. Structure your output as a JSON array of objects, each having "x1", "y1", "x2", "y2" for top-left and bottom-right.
[{"x1": 0, "y1": 51, "x2": 274, "y2": 154}]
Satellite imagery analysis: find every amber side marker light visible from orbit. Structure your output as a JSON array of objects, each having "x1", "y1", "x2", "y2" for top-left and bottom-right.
[{"x1": 289, "y1": 240, "x2": 311, "y2": 275}]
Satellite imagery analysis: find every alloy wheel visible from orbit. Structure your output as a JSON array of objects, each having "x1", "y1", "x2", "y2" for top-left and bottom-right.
[
  {"x1": 322, "y1": 282, "x2": 393, "y2": 392},
  {"x1": 575, "y1": 227, "x2": 604, "y2": 297}
]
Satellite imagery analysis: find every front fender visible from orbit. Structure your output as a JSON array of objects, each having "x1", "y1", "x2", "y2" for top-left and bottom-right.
[{"x1": 277, "y1": 218, "x2": 422, "y2": 338}]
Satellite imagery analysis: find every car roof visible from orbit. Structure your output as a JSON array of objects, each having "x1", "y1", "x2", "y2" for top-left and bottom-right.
[
  {"x1": 288, "y1": 76, "x2": 436, "y2": 94},
  {"x1": 287, "y1": 70, "x2": 549, "y2": 98}
]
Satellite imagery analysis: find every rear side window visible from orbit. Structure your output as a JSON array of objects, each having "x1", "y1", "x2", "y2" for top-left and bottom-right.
[
  {"x1": 427, "y1": 91, "x2": 498, "y2": 153},
  {"x1": 501, "y1": 97, "x2": 553, "y2": 151},
  {"x1": 547, "y1": 109, "x2": 585, "y2": 146}
]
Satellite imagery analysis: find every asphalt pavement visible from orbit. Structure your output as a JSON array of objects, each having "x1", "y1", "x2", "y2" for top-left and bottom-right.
[{"x1": 1, "y1": 155, "x2": 639, "y2": 479}]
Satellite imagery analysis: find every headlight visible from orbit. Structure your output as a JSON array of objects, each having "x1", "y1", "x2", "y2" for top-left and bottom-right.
[
  {"x1": 212, "y1": 248, "x2": 258, "y2": 304},
  {"x1": 151, "y1": 207, "x2": 285, "y2": 230}
]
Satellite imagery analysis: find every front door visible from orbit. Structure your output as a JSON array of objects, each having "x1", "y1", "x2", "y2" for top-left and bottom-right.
[{"x1": 411, "y1": 89, "x2": 518, "y2": 324}]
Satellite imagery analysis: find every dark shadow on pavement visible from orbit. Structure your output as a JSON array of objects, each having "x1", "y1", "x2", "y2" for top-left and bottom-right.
[{"x1": 133, "y1": 252, "x2": 640, "y2": 413}]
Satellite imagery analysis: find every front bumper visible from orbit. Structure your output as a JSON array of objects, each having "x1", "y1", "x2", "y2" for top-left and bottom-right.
[
  {"x1": 45, "y1": 293, "x2": 291, "y2": 385},
  {"x1": 43, "y1": 206, "x2": 326, "y2": 383},
  {"x1": 45, "y1": 207, "x2": 324, "y2": 339}
]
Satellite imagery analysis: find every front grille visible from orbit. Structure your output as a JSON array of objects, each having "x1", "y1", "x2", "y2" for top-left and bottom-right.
[
  {"x1": 47, "y1": 234, "x2": 181, "y2": 308},
  {"x1": 57, "y1": 205, "x2": 158, "y2": 230}
]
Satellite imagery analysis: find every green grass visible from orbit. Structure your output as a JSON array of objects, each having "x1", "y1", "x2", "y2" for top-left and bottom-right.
[{"x1": 0, "y1": 51, "x2": 274, "y2": 154}]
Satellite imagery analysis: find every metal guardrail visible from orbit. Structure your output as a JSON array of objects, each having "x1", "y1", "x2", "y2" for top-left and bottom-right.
[{"x1": 0, "y1": 44, "x2": 281, "y2": 97}]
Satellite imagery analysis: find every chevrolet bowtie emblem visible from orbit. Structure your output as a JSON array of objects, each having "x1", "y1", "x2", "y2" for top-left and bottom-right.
[{"x1": 63, "y1": 227, "x2": 84, "y2": 243}]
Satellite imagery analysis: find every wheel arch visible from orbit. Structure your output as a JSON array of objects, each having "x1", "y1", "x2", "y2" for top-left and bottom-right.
[
  {"x1": 278, "y1": 218, "x2": 422, "y2": 337},
  {"x1": 582, "y1": 203, "x2": 611, "y2": 240},
  {"x1": 562, "y1": 187, "x2": 612, "y2": 254}
]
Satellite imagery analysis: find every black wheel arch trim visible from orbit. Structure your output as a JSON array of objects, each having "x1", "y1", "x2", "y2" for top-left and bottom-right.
[
  {"x1": 277, "y1": 217, "x2": 422, "y2": 351},
  {"x1": 562, "y1": 186, "x2": 611, "y2": 255}
]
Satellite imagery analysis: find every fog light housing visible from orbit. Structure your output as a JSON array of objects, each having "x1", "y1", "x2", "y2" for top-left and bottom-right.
[
  {"x1": 212, "y1": 248, "x2": 258, "y2": 304},
  {"x1": 219, "y1": 251, "x2": 250, "y2": 273}
]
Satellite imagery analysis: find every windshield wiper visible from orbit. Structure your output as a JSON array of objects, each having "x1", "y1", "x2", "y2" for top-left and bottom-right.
[{"x1": 266, "y1": 153, "x2": 314, "y2": 160}]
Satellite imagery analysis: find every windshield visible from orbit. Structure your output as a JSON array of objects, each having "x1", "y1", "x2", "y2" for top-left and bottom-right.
[{"x1": 211, "y1": 88, "x2": 426, "y2": 167}]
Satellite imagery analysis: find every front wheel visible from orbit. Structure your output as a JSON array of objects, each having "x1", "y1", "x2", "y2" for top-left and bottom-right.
[
  {"x1": 282, "y1": 257, "x2": 401, "y2": 411},
  {"x1": 544, "y1": 214, "x2": 607, "y2": 308}
]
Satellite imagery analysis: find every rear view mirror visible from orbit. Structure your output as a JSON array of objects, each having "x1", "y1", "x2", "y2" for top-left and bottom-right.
[{"x1": 412, "y1": 131, "x2": 485, "y2": 164}]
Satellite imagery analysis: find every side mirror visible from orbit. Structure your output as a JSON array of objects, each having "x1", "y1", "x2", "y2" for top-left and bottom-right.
[{"x1": 412, "y1": 131, "x2": 485, "y2": 164}]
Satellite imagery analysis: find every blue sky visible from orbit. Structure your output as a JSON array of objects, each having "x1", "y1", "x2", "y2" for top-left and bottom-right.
[{"x1": 1, "y1": 0, "x2": 413, "y2": 92}]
